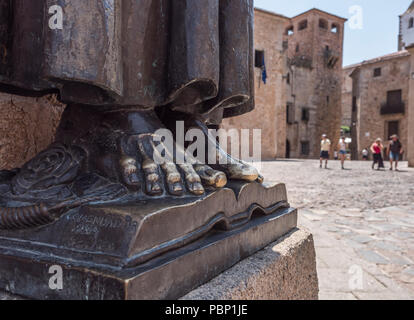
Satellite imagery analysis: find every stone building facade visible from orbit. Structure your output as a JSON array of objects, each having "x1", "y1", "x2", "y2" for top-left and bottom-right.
[
  {"x1": 222, "y1": 8, "x2": 346, "y2": 161},
  {"x1": 407, "y1": 45, "x2": 414, "y2": 167},
  {"x1": 345, "y1": 52, "x2": 411, "y2": 160},
  {"x1": 341, "y1": 68, "x2": 354, "y2": 128},
  {"x1": 221, "y1": 8, "x2": 289, "y2": 160},
  {"x1": 0, "y1": 93, "x2": 65, "y2": 170},
  {"x1": 400, "y1": 1, "x2": 414, "y2": 167},
  {"x1": 284, "y1": 9, "x2": 347, "y2": 159},
  {"x1": 344, "y1": 1, "x2": 414, "y2": 163}
]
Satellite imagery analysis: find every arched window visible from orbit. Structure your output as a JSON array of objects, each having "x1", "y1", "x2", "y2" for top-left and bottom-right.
[
  {"x1": 286, "y1": 25, "x2": 294, "y2": 36},
  {"x1": 298, "y1": 20, "x2": 308, "y2": 31},
  {"x1": 409, "y1": 17, "x2": 414, "y2": 29},
  {"x1": 331, "y1": 23, "x2": 339, "y2": 33},
  {"x1": 319, "y1": 19, "x2": 328, "y2": 29}
]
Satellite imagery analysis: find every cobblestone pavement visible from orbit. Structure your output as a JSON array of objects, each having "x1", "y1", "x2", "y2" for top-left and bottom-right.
[{"x1": 259, "y1": 159, "x2": 414, "y2": 300}]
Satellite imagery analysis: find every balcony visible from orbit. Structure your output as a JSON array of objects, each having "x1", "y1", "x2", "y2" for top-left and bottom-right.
[
  {"x1": 323, "y1": 48, "x2": 340, "y2": 69},
  {"x1": 380, "y1": 102, "x2": 405, "y2": 115},
  {"x1": 288, "y1": 55, "x2": 313, "y2": 69}
]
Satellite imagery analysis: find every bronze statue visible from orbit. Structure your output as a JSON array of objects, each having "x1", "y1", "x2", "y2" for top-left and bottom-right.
[
  {"x1": 0, "y1": 0, "x2": 262, "y2": 228},
  {"x1": 0, "y1": 1, "x2": 299, "y2": 301}
]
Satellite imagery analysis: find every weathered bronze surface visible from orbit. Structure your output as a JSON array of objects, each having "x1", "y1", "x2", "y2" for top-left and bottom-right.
[
  {"x1": 0, "y1": 182, "x2": 296, "y2": 300},
  {"x1": 0, "y1": 0, "x2": 259, "y2": 223},
  {"x1": 0, "y1": 0, "x2": 254, "y2": 118},
  {"x1": 0, "y1": 0, "x2": 297, "y2": 300}
]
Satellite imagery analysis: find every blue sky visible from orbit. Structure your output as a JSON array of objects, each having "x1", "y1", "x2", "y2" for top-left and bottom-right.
[{"x1": 254, "y1": 0, "x2": 412, "y2": 66}]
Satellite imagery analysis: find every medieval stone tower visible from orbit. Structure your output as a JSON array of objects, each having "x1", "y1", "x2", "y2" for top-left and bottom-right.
[{"x1": 285, "y1": 9, "x2": 347, "y2": 159}]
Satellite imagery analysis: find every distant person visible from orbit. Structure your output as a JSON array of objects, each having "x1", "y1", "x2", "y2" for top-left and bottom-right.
[
  {"x1": 370, "y1": 138, "x2": 384, "y2": 170},
  {"x1": 362, "y1": 148, "x2": 369, "y2": 161},
  {"x1": 320, "y1": 134, "x2": 331, "y2": 169},
  {"x1": 334, "y1": 151, "x2": 338, "y2": 161},
  {"x1": 337, "y1": 136, "x2": 347, "y2": 170},
  {"x1": 388, "y1": 134, "x2": 404, "y2": 171}
]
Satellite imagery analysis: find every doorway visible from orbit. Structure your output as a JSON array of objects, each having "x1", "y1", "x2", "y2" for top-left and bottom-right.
[{"x1": 286, "y1": 140, "x2": 291, "y2": 159}]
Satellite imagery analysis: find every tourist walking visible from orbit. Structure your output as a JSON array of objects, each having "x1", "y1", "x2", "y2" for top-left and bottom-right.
[
  {"x1": 337, "y1": 136, "x2": 347, "y2": 170},
  {"x1": 388, "y1": 135, "x2": 404, "y2": 171},
  {"x1": 370, "y1": 138, "x2": 384, "y2": 170},
  {"x1": 320, "y1": 134, "x2": 331, "y2": 169},
  {"x1": 362, "y1": 148, "x2": 369, "y2": 161}
]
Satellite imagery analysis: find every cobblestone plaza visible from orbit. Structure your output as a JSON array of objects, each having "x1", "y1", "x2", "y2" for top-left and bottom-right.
[{"x1": 260, "y1": 160, "x2": 414, "y2": 299}]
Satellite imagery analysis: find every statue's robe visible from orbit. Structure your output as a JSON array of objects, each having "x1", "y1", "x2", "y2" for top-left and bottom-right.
[{"x1": 0, "y1": 0, "x2": 254, "y2": 124}]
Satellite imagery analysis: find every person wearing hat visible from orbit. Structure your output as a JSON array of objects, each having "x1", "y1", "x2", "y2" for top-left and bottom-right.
[
  {"x1": 388, "y1": 135, "x2": 404, "y2": 171},
  {"x1": 320, "y1": 134, "x2": 331, "y2": 169},
  {"x1": 370, "y1": 138, "x2": 385, "y2": 170}
]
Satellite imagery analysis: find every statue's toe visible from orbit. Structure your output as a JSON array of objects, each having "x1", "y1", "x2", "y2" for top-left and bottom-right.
[
  {"x1": 142, "y1": 159, "x2": 164, "y2": 196},
  {"x1": 161, "y1": 162, "x2": 184, "y2": 196},
  {"x1": 194, "y1": 164, "x2": 227, "y2": 188},
  {"x1": 178, "y1": 164, "x2": 205, "y2": 196},
  {"x1": 226, "y1": 163, "x2": 260, "y2": 182}
]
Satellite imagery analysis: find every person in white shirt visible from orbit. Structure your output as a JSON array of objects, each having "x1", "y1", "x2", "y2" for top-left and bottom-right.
[
  {"x1": 320, "y1": 134, "x2": 331, "y2": 169},
  {"x1": 362, "y1": 148, "x2": 369, "y2": 161},
  {"x1": 337, "y1": 136, "x2": 348, "y2": 170}
]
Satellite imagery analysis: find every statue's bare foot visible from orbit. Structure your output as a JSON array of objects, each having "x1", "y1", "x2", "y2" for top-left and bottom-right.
[
  {"x1": 54, "y1": 106, "x2": 227, "y2": 198},
  {"x1": 183, "y1": 118, "x2": 264, "y2": 184}
]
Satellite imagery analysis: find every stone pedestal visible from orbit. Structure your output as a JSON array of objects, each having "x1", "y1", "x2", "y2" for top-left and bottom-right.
[{"x1": 181, "y1": 228, "x2": 318, "y2": 300}]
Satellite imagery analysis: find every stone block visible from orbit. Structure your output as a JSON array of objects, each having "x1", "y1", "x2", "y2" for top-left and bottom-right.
[{"x1": 181, "y1": 228, "x2": 318, "y2": 300}]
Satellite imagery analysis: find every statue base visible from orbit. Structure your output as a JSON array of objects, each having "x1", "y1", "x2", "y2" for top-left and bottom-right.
[{"x1": 0, "y1": 182, "x2": 297, "y2": 300}]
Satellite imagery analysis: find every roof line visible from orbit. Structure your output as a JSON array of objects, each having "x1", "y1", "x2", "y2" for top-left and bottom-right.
[
  {"x1": 254, "y1": 7, "x2": 290, "y2": 20},
  {"x1": 403, "y1": 0, "x2": 414, "y2": 15},
  {"x1": 292, "y1": 8, "x2": 348, "y2": 22},
  {"x1": 343, "y1": 50, "x2": 410, "y2": 69}
]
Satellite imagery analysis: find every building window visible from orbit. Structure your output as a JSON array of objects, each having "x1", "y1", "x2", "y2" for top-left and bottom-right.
[
  {"x1": 286, "y1": 26, "x2": 294, "y2": 36},
  {"x1": 381, "y1": 90, "x2": 405, "y2": 114},
  {"x1": 409, "y1": 17, "x2": 414, "y2": 29},
  {"x1": 295, "y1": 44, "x2": 300, "y2": 53},
  {"x1": 387, "y1": 121, "x2": 399, "y2": 138},
  {"x1": 286, "y1": 72, "x2": 291, "y2": 84},
  {"x1": 301, "y1": 141, "x2": 310, "y2": 156},
  {"x1": 387, "y1": 90, "x2": 402, "y2": 106},
  {"x1": 331, "y1": 24, "x2": 339, "y2": 33},
  {"x1": 286, "y1": 103, "x2": 294, "y2": 124},
  {"x1": 301, "y1": 108, "x2": 310, "y2": 122},
  {"x1": 255, "y1": 50, "x2": 264, "y2": 68},
  {"x1": 373, "y1": 67, "x2": 382, "y2": 77},
  {"x1": 319, "y1": 19, "x2": 328, "y2": 29},
  {"x1": 298, "y1": 20, "x2": 308, "y2": 31}
]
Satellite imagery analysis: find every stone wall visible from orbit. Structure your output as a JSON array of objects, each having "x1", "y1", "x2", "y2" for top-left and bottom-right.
[
  {"x1": 349, "y1": 52, "x2": 410, "y2": 160},
  {"x1": 341, "y1": 68, "x2": 353, "y2": 127},
  {"x1": 0, "y1": 93, "x2": 65, "y2": 170},
  {"x1": 407, "y1": 46, "x2": 414, "y2": 167},
  {"x1": 221, "y1": 9, "x2": 289, "y2": 161},
  {"x1": 285, "y1": 9, "x2": 346, "y2": 159}
]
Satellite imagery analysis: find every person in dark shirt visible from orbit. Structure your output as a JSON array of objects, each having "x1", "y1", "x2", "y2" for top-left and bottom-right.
[{"x1": 388, "y1": 135, "x2": 404, "y2": 171}]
